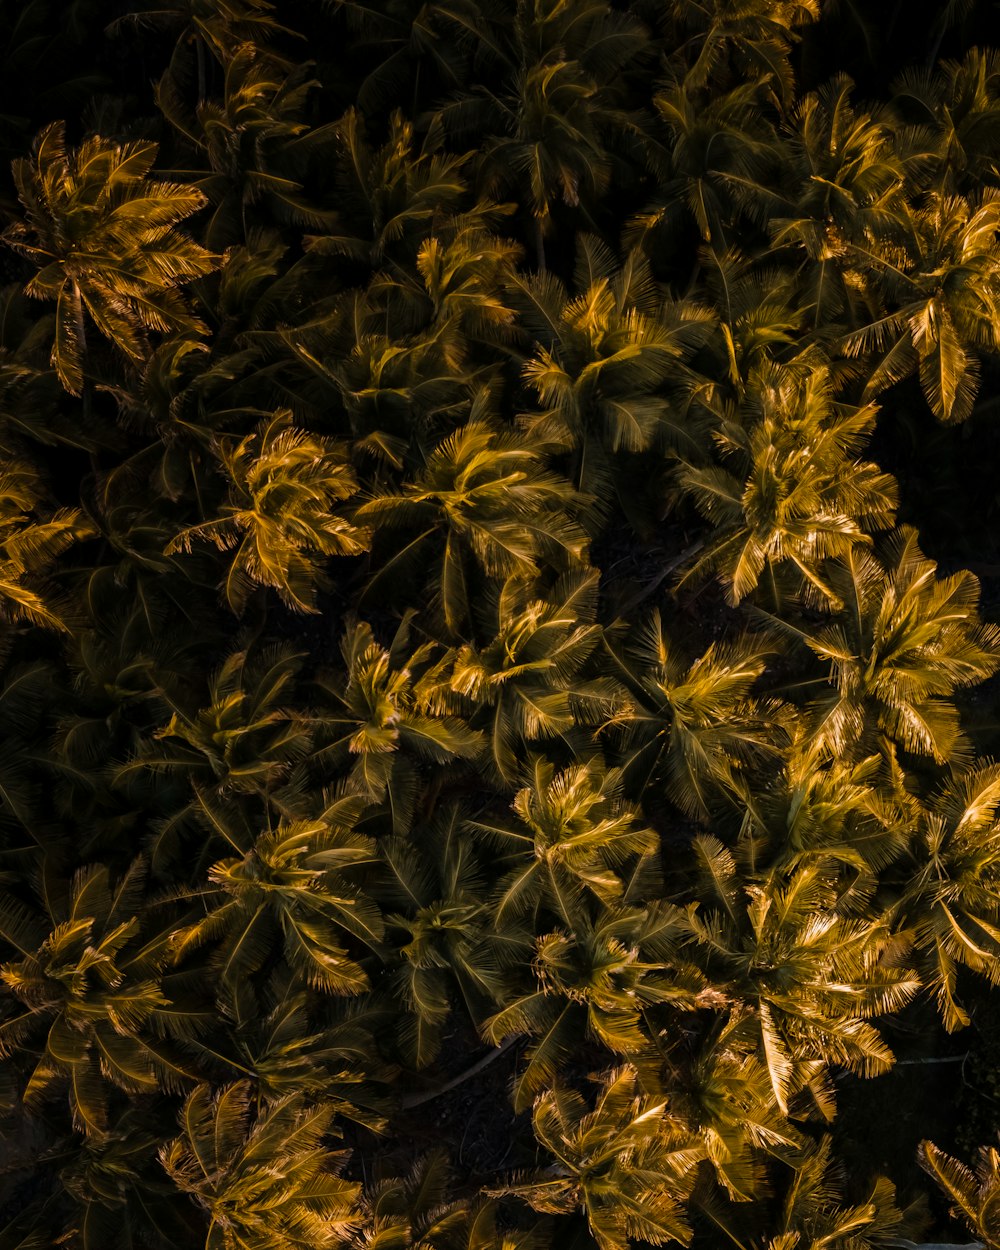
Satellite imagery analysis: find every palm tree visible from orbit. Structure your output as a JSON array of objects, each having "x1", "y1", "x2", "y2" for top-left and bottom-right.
[
  {"x1": 165, "y1": 410, "x2": 370, "y2": 614},
  {"x1": 890, "y1": 49, "x2": 1000, "y2": 195},
  {"x1": 302, "y1": 108, "x2": 481, "y2": 269},
  {"x1": 783, "y1": 74, "x2": 906, "y2": 228},
  {"x1": 109, "y1": 0, "x2": 296, "y2": 106},
  {"x1": 655, "y1": 0, "x2": 820, "y2": 104},
  {"x1": 58, "y1": 1101, "x2": 203, "y2": 1249},
  {"x1": 0, "y1": 455, "x2": 93, "y2": 630},
  {"x1": 681, "y1": 839, "x2": 920, "y2": 1115},
  {"x1": 117, "y1": 644, "x2": 311, "y2": 802},
  {"x1": 160, "y1": 1081, "x2": 361, "y2": 1250},
  {"x1": 694, "y1": 247, "x2": 808, "y2": 382},
  {"x1": 442, "y1": 0, "x2": 650, "y2": 268},
  {"x1": 731, "y1": 741, "x2": 908, "y2": 889},
  {"x1": 340, "y1": 1152, "x2": 471, "y2": 1250},
  {"x1": 490, "y1": 1064, "x2": 704, "y2": 1250},
  {"x1": 443, "y1": 571, "x2": 627, "y2": 784},
  {"x1": 771, "y1": 76, "x2": 908, "y2": 328},
  {"x1": 664, "y1": 1014, "x2": 802, "y2": 1201},
  {"x1": 483, "y1": 905, "x2": 681, "y2": 1111},
  {"x1": 413, "y1": 224, "x2": 523, "y2": 370},
  {"x1": 630, "y1": 1119, "x2": 911, "y2": 1250},
  {"x1": 676, "y1": 358, "x2": 899, "y2": 607},
  {"x1": 170, "y1": 813, "x2": 383, "y2": 997},
  {"x1": 470, "y1": 754, "x2": 658, "y2": 925},
  {"x1": 3, "y1": 122, "x2": 220, "y2": 396},
  {"x1": 608, "y1": 609, "x2": 791, "y2": 818},
  {"x1": 372, "y1": 800, "x2": 524, "y2": 1068},
  {"x1": 514, "y1": 239, "x2": 714, "y2": 509},
  {"x1": 357, "y1": 416, "x2": 587, "y2": 634},
  {"x1": 307, "y1": 616, "x2": 481, "y2": 825},
  {"x1": 680, "y1": 246, "x2": 820, "y2": 402},
  {"x1": 303, "y1": 215, "x2": 519, "y2": 408},
  {"x1": 637, "y1": 80, "x2": 781, "y2": 248},
  {"x1": 282, "y1": 303, "x2": 483, "y2": 466},
  {"x1": 791, "y1": 528, "x2": 1000, "y2": 765},
  {"x1": 843, "y1": 188, "x2": 1000, "y2": 423},
  {"x1": 761, "y1": 1136, "x2": 910, "y2": 1250},
  {"x1": 279, "y1": 218, "x2": 519, "y2": 467},
  {"x1": 113, "y1": 645, "x2": 314, "y2": 874},
  {"x1": 898, "y1": 764, "x2": 1000, "y2": 1030},
  {"x1": 157, "y1": 43, "x2": 337, "y2": 250},
  {"x1": 0, "y1": 860, "x2": 181, "y2": 1135},
  {"x1": 342, "y1": 1155, "x2": 543, "y2": 1250},
  {"x1": 386, "y1": 891, "x2": 507, "y2": 1069},
  {"x1": 919, "y1": 1138, "x2": 1000, "y2": 1249},
  {"x1": 190, "y1": 977, "x2": 387, "y2": 1121}
]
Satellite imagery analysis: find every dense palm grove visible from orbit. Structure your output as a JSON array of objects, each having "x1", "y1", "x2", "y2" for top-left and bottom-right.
[{"x1": 7, "y1": 0, "x2": 1000, "y2": 1246}]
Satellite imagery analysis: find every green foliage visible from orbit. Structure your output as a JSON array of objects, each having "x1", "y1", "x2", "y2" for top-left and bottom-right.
[
  {"x1": 166, "y1": 410, "x2": 370, "y2": 613},
  {"x1": 0, "y1": 457, "x2": 93, "y2": 629},
  {"x1": 3, "y1": 1, "x2": 1000, "y2": 1247},
  {"x1": 358, "y1": 415, "x2": 588, "y2": 634},
  {"x1": 682, "y1": 844, "x2": 920, "y2": 1115},
  {"x1": 491, "y1": 1065, "x2": 703, "y2": 1250},
  {"x1": 678, "y1": 360, "x2": 899, "y2": 607},
  {"x1": 901, "y1": 765, "x2": 1000, "y2": 1030},
  {"x1": 3, "y1": 123, "x2": 219, "y2": 395},
  {"x1": 918, "y1": 1138, "x2": 1000, "y2": 1248},
  {"x1": 473, "y1": 755, "x2": 658, "y2": 922},
  {"x1": 0, "y1": 860, "x2": 183, "y2": 1136},
  {"x1": 792, "y1": 527, "x2": 1000, "y2": 763},
  {"x1": 160, "y1": 1081, "x2": 361, "y2": 1249}
]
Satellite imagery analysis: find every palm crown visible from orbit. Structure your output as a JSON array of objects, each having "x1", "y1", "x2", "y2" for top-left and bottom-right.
[
  {"x1": 166, "y1": 410, "x2": 370, "y2": 614},
  {"x1": 4, "y1": 122, "x2": 219, "y2": 395}
]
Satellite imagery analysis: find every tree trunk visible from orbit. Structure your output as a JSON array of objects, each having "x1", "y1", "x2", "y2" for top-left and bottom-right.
[
  {"x1": 400, "y1": 1037, "x2": 517, "y2": 1109},
  {"x1": 534, "y1": 216, "x2": 546, "y2": 274},
  {"x1": 196, "y1": 37, "x2": 207, "y2": 105},
  {"x1": 73, "y1": 282, "x2": 92, "y2": 427}
]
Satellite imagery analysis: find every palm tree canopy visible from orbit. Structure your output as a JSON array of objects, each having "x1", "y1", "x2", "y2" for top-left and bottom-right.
[
  {"x1": 5, "y1": 122, "x2": 220, "y2": 394},
  {"x1": 5, "y1": 3, "x2": 1000, "y2": 1248}
]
